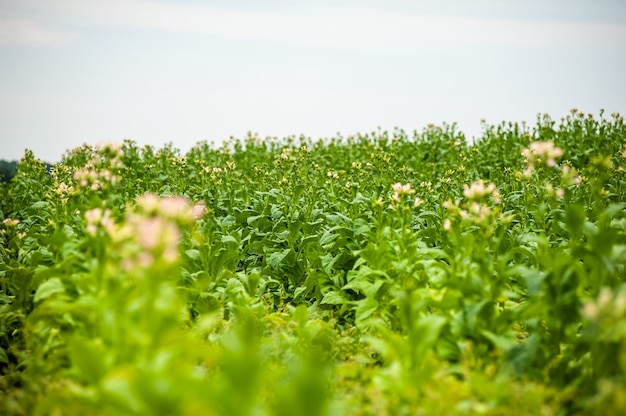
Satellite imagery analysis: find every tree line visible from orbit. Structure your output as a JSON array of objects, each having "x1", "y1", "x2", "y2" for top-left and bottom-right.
[
  {"x1": 0, "y1": 159, "x2": 54, "y2": 183},
  {"x1": 0, "y1": 160, "x2": 18, "y2": 183}
]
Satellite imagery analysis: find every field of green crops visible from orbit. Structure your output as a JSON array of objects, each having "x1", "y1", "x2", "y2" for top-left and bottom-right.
[{"x1": 1, "y1": 110, "x2": 625, "y2": 415}]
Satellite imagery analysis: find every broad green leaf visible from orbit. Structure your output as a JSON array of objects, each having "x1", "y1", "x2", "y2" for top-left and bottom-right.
[
  {"x1": 267, "y1": 248, "x2": 291, "y2": 269},
  {"x1": 34, "y1": 277, "x2": 65, "y2": 303},
  {"x1": 221, "y1": 235, "x2": 239, "y2": 245},
  {"x1": 321, "y1": 253, "x2": 341, "y2": 274},
  {"x1": 355, "y1": 297, "x2": 379, "y2": 322},
  {"x1": 185, "y1": 249, "x2": 200, "y2": 261},
  {"x1": 246, "y1": 214, "x2": 264, "y2": 225},
  {"x1": 319, "y1": 231, "x2": 338, "y2": 246},
  {"x1": 320, "y1": 291, "x2": 347, "y2": 305}
]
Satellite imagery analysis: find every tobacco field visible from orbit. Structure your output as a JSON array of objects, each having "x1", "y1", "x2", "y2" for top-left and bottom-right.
[{"x1": 1, "y1": 110, "x2": 625, "y2": 415}]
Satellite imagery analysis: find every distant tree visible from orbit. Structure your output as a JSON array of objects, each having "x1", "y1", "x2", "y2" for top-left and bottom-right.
[{"x1": 0, "y1": 160, "x2": 18, "y2": 183}]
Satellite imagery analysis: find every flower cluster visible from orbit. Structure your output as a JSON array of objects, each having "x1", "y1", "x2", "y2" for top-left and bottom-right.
[
  {"x1": 1, "y1": 218, "x2": 25, "y2": 241},
  {"x1": 444, "y1": 180, "x2": 503, "y2": 230},
  {"x1": 84, "y1": 208, "x2": 115, "y2": 236},
  {"x1": 589, "y1": 155, "x2": 614, "y2": 172},
  {"x1": 390, "y1": 182, "x2": 415, "y2": 202},
  {"x1": 46, "y1": 164, "x2": 76, "y2": 201},
  {"x1": 462, "y1": 180, "x2": 501, "y2": 204},
  {"x1": 544, "y1": 183, "x2": 565, "y2": 199},
  {"x1": 121, "y1": 215, "x2": 181, "y2": 268},
  {"x1": 618, "y1": 144, "x2": 626, "y2": 172},
  {"x1": 84, "y1": 194, "x2": 206, "y2": 271},
  {"x1": 201, "y1": 161, "x2": 236, "y2": 183},
  {"x1": 253, "y1": 165, "x2": 272, "y2": 177},
  {"x1": 73, "y1": 167, "x2": 116, "y2": 191},
  {"x1": 95, "y1": 141, "x2": 124, "y2": 160},
  {"x1": 54, "y1": 182, "x2": 75, "y2": 199},
  {"x1": 387, "y1": 182, "x2": 421, "y2": 211},
  {"x1": 275, "y1": 146, "x2": 310, "y2": 165},
  {"x1": 71, "y1": 142, "x2": 124, "y2": 191},
  {"x1": 561, "y1": 164, "x2": 582, "y2": 186},
  {"x1": 583, "y1": 288, "x2": 626, "y2": 322},
  {"x1": 521, "y1": 141, "x2": 564, "y2": 176},
  {"x1": 2, "y1": 218, "x2": 20, "y2": 227},
  {"x1": 419, "y1": 181, "x2": 432, "y2": 190},
  {"x1": 279, "y1": 147, "x2": 295, "y2": 161},
  {"x1": 135, "y1": 193, "x2": 206, "y2": 224},
  {"x1": 326, "y1": 170, "x2": 340, "y2": 179},
  {"x1": 582, "y1": 287, "x2": 626, "y2": 343}
]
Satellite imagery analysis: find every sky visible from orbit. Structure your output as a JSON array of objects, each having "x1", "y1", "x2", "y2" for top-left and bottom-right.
[{"x1": 1, "y1": 0, "x2": 625, "y2": 162}]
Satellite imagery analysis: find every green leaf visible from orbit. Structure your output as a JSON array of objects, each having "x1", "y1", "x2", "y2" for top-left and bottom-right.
[
  {"x1": 29, "y1": 201, "x2": 49, "y2": 210},
  {"x1": 0, "y1": 347, "x2": 8, "y2": 364},
  {"x1": 221, "y1": 235, "x2": 239, "y2": 245},
  {"x1": 506, "y1": 333, "x2": 541, "y2": 376},
  {"x1": 319, "y1": 231, "x2": 338, "y2": 246},
  {"x1": 34, "y1": 277, "x2": 65, "y2": 303},
  {"x1": 320, "y1": 291, "x2": 347, "y2": 305},
  {"x1": 344, "y1": 277, "x2": 386, "y2": 299},
  {"x1": 355, "y1": 297, "x2": 379, "y2": 322},
  {"x1": 436, "y1": 336, "x2": 461, "y2": 362},
  {"x1": 220, "y1": 215, "x2": 237, "y2": 227},
  {"x1": 267, "y1": 248, "x2": 291, "y2": 269},
  {"x1": 353, "y1": 218, "x2": 371, "y2": 235},
  {"x1": 293, "y1": 286, "x2": 307, "y2": 300},
  {"x1": 512, "y1": 265, "x2": 545, "y2": 296},
  {"x1": 246, "y1": 214, "x2": 264, "y2": 225},
  {"x1": 321, "y1": 253, "x2": 341, "y2": 274},
  {"x1": 185, "y1": 249, "x2": 200, "y2": 261}
]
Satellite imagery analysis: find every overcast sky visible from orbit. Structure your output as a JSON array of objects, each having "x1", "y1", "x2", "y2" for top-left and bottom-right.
[{"x1": 1, "y1": 0, "x2": 625, "y2": 162}]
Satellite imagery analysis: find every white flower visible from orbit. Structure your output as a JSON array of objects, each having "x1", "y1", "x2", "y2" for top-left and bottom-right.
[
  {"x1": 463, "y1": 180, "x2": 499, "y2": 202},
  {"x1": 391, "y1": 182, "x2": 415, "y2": 196},
  {"x1": 2, "y1": 218, "x2": 20, "y2": 226}
]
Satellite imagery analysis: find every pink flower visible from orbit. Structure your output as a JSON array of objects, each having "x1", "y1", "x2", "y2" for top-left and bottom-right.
[
  {"x1": 191, "y1": 202, "x2": 207, "y2": 220},
  {"x1": 136, "y1": 193, "x2": 161, "y2": 214},
  {"x1": 136, "y1": 217, "x2": 166, "y2": 250},
  {"x1": 2, "y1": 218, "x2": 20, "y2": 226},
  {"x1": 521, "y1": 141, "x2": 564, "y2": 171},
  {"x1": 159, "y1": 196, "x2": 190, "y2": 219}
]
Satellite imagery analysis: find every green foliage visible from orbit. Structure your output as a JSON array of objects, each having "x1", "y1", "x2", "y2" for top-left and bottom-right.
[{"x1": 1, "y1": 111, "x2": 626, "y2": 414}]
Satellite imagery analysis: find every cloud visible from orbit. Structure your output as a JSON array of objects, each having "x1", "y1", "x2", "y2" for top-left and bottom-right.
[
  {"x1": 3, "y1": 0, "x2": 626, "y2": 51},
  {"x1": 0, "y1": 15, "x2": 74, "y2": 46}
]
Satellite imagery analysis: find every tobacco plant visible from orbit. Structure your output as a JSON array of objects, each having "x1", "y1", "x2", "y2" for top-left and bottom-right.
[{"x1": 1, "y1": 110, "x2": 625, "y2": 415}]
